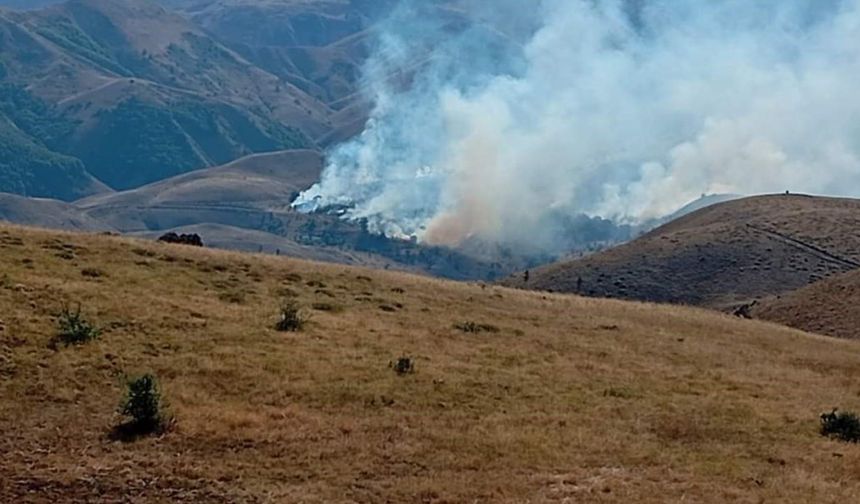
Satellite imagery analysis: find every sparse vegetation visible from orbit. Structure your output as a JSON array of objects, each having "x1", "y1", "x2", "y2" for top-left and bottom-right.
[
  {"x1": 275, "y1": 299, "x2": 307, "y2": 331},
  {"x1": 4, "y1": 225, "x2": 860, "y2": 502},
  {"x1": 454, "y1": 321, "x2": 500, "y2": 333},
  {"x1": 311, "y1": 302, "x2": 342, "y2": 312},
  {"x1": 392, "y1": 357, "x2": 414, "y2": 375},
  {"x1": 117, "y1": 374, "x2": 171, "y2": 437},
  {"x1": 80, "y1": 267, "x2": 103, "y2": 278},
  {"x1": 157, "y1": 232, "x2": 204, "y2": 247},
  {"x1": 820, "y1": 409, "x2": 860, "y2": 443},
  {"x1": 603, "y1": 387, "x2": 636, "y2": 399},
  {"x1": 54, "y1": 305, "x2": 100, "y2": 346},
  {"x1": 218, "y1": 289, "x2": 247, "y2": 304}
]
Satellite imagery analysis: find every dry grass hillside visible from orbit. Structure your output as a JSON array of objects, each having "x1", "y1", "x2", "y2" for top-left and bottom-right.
[
  {"x1": 2, "y1": 224, "x2": 860, "y2": 502},
  {"x1": 74, "y1": 149, "x2": 324, "y2": 231},
  {"x1": 0, "y1": 193, "x2": 113, "y2": 232},
  {"x1": 753, "y1": 268, "x2": 860, "y2": 340},
  {"x1": 505, "y1": 194, "x2": 860, "y2": 309}
]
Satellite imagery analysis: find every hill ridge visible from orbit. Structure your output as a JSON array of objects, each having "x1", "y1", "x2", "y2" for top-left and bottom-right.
[{"x1": 504, "y1": 194, "x2": 860, "y2": 308}]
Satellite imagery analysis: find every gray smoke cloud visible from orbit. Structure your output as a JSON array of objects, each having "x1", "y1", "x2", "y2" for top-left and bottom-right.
[{"x1": 295, "y1": 0, "x2": 860, "y2": 252}]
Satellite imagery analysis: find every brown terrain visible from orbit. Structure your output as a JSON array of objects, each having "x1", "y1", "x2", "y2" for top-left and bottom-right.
[
  {"x1": 505, "y1": 194, "x2": 860, "y2": 309},
  {"x1": 74, "y1": 149, "x2": 325, "y2": 231},
  {"x1": 753, "y1": 268, "x2": 860, "y2": 340},
  {"x1": 2, "y1": 223, "x2": 860, "y2": 502},
  {"x1": 0, "y1": 192, "x2": 113, "y2": 231}
]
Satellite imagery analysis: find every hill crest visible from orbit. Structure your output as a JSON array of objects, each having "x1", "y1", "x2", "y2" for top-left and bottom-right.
[{"x1": 504, "y1": 194, "x2": 860, "y2": 308}]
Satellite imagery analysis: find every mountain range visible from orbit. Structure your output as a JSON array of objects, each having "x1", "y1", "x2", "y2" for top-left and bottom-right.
[{"x1": 0, "y1": 0, "x2": 388, "y2": 199}]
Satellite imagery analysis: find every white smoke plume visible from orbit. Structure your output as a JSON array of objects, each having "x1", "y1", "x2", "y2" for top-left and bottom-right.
[{"x1": 295, "y1": 0, "x2": 860, "y2": 253}]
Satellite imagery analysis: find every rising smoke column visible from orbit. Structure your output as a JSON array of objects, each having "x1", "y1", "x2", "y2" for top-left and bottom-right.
[{"x1": 295, "y1": 0, "x2": 860, "y2": 252}]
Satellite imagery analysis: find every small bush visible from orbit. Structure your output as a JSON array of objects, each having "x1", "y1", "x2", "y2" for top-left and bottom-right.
[
  {"x1": 392, "y1": 357, "x2": 414, "y2": 375},
  {"x1": 821, "y1": 409, "x2": 860, "y2": 443},
  {"x1": 454, "y1": 321, "x2": 500, "y2": 334},
  {"x1": 117, "y1": 374, "x2": 170, "y2": 437},
  {"x1": 55, "y1": 305, "x2": 101, "y2": 346},
  {"x1": 276, "y1": 299, "x2": 307, "y2": 332},
  {"x1": 157, "y1": 232, "x2": 203, "y2": 247}
]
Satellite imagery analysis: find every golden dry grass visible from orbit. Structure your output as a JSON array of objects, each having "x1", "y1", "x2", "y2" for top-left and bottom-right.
[
  {"x1": 2, "y1": 224, "x2": 860, "y2": 502},
  {"x1": 754, "y1": 267, "x2": 860, "y2": 340}
]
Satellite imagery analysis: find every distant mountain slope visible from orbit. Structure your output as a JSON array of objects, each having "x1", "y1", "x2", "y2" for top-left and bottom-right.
[
  {"x1": 0, "y1": 112, "x2": 106, "y2": 200},
  {"x1": 75, "y1": 149, "x2": 325, "y2": 230},
  {"x1": 73, "y1": 149, "x2": 510, "y2": 280},
  {"x1": 174, "y1": 0, "x2": 384, "y2": 106},
  {"x1": 0, "y1": 0, "x2": 336, "y2": 195},
  {"x1": 0, "y1": 83, "x2": 108, "y2": 199},
  {"x1": 503, "y1": 194, "x2": 860, "y2": 308},
  {"x1": 0, "y1": 192, "x2": 111, "y2": 230}
]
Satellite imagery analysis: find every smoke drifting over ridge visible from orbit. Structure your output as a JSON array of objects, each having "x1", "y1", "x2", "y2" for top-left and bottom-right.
[{"x1": 295, "y1": 0, "x2": 860, "y2": 253}]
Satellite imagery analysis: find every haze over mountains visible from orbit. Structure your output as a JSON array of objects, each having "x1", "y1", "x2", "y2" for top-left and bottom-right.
[
  {"x1": 0, "y1": 0, "x2": 527, "y2": 278},
  {"x1": 0, "y1": 0, "x2": 653, "y2": 279}
]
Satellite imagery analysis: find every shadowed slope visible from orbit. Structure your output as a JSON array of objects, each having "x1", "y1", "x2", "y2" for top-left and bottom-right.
[{"x1": 504, "y1": 194, "x2": 860, "y2": 309}]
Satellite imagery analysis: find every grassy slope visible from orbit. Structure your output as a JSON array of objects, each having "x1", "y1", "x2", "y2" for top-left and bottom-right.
[
  {"x1": 0, "y1": 1, "x2": 318, "y2": 194},
  {"x1": 505, "y1": 195, "x2": 860, "y2": 309},
  {"x1": 2, "y1": 224, "x2": 860, "y2": 502},
  {"x1": 754, "y1": 268, "x2": 860, "y2": 340},
  {"x1": 0, "y1": 85, "x2": 108, "y2": 200}
]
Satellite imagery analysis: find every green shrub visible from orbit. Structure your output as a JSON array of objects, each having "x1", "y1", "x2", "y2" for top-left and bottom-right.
[
  {"x1": 119, "y1": 374, "x2": 170, "y2": 435},
  {"x1": 275, "y1": 299, "x2": 307, "y2": 332},
  {"x1": 55, "y1": 305, "x2": 100, "y2": 346},
  {"x1": 821, "y1": 409, "x2": 860, "y2": 443}
]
